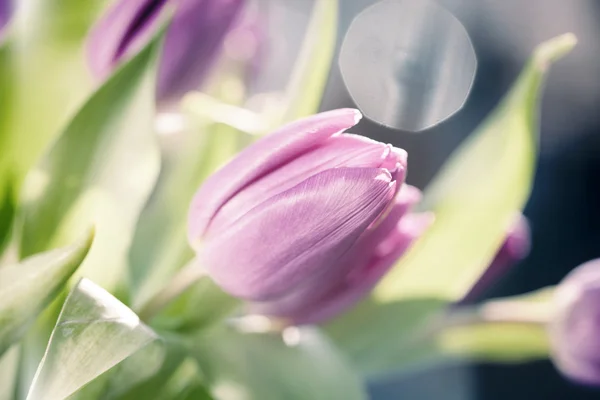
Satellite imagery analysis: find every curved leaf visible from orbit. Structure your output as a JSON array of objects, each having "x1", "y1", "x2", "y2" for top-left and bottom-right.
[
  {"x1": 0, "y1": 229, "x2": 93, "y2": 356},
  {"x1": 18, "y1": 29, "x2": 163, "y2": 291},
  {"x1": 26, "y1": 279, "x2": 164, "y2": 400},
  {"x1": 327, "y1": 33, "x2": 576, "y2": 376},
  {"x1": 375, "y1": 33, "x2": 577, "y2": 302}
]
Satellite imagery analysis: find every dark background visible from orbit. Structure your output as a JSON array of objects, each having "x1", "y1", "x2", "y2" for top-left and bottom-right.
[{"x1": 315, "y1": 0, "x2": 600, "y2": 399}]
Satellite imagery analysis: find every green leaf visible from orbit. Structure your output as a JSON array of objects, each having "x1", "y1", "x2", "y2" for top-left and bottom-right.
[
  {"x1": 326, "y1": 33, "x2": 575, "y2": 376},
  {"x1": 0, "y1": 345, "x2": 20, "y2": 400},
  {"x1": 0, "y1": 229, "x2": 93, "y2": 356},
  {"x1": 0, "y1": 176, "x2": 15, "y2": 257},
  {"x1": 113, "y1": 334, "x2": 191, "y2": 400},
  {"x1": 129, "y1": 106, "x2": 241, "y2": 309},
  {"x1": 18, "y1": 30, "x2": 162, "y2": 291},
  {"x1": 150, "y1": 269, "x2": 240, "y2": 333},
  {"x1": 0, "y1": 0, "x2": 111, "y2": 208},
  {"x1": 282, "y1": 0, "x2": 338, "y2": 122},
  {"x1": 193, "y1": 326, "x2": 367, "y2": 400},
  {"x1": 127, "y1": 357, "x2": 213, "y2": 400},
  {"x1": 26, "y1": 279, "x2": 164, "y2": 400},
  {"x1": 325, "y1": 298, "x2": 446, "y2": 374},
  {"x1": 375, "y1": 33, "x2": 577, "y2": 302}
]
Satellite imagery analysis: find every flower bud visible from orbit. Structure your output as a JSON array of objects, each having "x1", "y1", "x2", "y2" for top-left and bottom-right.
[
  {"x1": 86, "y1": 0, "x2": 245, "y2": 104},
  {"x1": 462, "y1": 214, "x2": 531, "y2": 302},
  {"x1": 188, "y1": 109, "x2": 431, "y2": 323},
  {"x1": 550, "y1": 259, "x2": 600, "y2": 385}
]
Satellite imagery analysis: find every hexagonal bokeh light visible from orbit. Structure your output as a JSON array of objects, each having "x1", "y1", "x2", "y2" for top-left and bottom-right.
[{"x1": 339, "y1": 0, "x2": 477, "y2": 132}]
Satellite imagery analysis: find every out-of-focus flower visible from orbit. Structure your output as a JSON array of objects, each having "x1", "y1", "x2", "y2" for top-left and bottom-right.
[
  {"x1": 0, "y1": 0, "x2": 11, "y2": 36},
  {"x1": 87, "y1": 0, "x2": 245, "y2": 104},
  {"x1": 462, "y1": 215, "x2": 531, "y2": 302},
  {"x1": 188, "y1": 109, "x2": 432, "y2": 324},
  {"x1": 550, "y1": 259, "x2": 600, "y2": 386}
]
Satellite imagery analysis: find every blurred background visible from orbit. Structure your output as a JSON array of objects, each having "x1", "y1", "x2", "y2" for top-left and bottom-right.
[{"x1": 254, "y1": 0, "x2": 600, "y2": 398}]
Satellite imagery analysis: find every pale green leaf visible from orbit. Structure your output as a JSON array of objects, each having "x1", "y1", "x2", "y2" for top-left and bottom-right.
[
  {"x1": 282, "y1": 0, "x2": 338, "y2": 122},
  {"x1": 0, "y1": 229, "x2": 93, "y2": 356},
  {"x1": 114, "y1": 335, "x2": 191, "y2": 400},
  {"x1": 0, "y1": 345, "x2": 20, "y2": 400},
  {"x1": 375, "y1": 33, "x2": 577, "y2": 302},
  {"x1": 325, "y1": 298, "x2": 445, "y2": 374},
  {"x1": 26, "y1": 279, "x2": 164, "y2": 400},
  {"x1": 18, "y1": 31, "x2": 162, "y2": 291},
  {"x1": 193, "y1": 326, "x2": 367, "y2": 400},
  {"x1": 0, "y1": 0, "x2": 111, "y2": 209},
  {"x1": 326, "y1": 33, "x2": 575, "y2": 376},
  {"x1": 126, "y1": 357, "x2": 213, "y2": 400}
]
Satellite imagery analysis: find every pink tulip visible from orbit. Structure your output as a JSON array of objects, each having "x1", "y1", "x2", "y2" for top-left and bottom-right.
[
  {"x1": 87, "y1": 0, "x2": 245, "y2": 105},
  {"x1": 188, "y1": 109, "x2": 431, "y2": 323}
]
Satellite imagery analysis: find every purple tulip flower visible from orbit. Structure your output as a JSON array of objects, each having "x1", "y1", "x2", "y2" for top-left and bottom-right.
[
  {"x1": 550, "y1": 259, "x2": 600, "y2": 385},
  {"x1": 462, "y1": 215, "x2": 531, "y2": 302},
  {"x1": 87, "y1": 0, "x2": 245, "y2": 105},
  {"x1": 188, "y1": 109, "x2": 432, "y2": 324}
]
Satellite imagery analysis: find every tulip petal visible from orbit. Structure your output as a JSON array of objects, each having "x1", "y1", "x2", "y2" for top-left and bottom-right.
[
  {"x1": 551, "y1": 259, "x2": 600, "y2": 385},
  {"x1": 200, "y1": 167, "x2": 396, "y2": 300},
  {"x1": 188, "y1": 108, "x2": 362, "y2": 240},
  {"x1": 87, "y1": 0, "x2": 168, "y2": 78},
  {"x1": 209, "y1": 134, "x2": 407, "y2": 235},
  {"x1": 260, "y1": 212, "x2": 433, "y2": 324},
  {"x1": 158, "y1": 0, "x2": 245, "y2": 103}
]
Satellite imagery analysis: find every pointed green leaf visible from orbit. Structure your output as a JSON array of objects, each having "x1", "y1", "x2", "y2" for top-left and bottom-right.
[
  {"x1": 282, "y1": 0, "x2": 338, "y2": 122},
  {"x1": 18, "y1": 32, "x2": 162, "y2": 291},
  {"x1": 0, "y1": 345, "x2": 20, "y2": 400},
  {"x1": 375, "y1": 33, "x2": 577, "y2": 302},
  {"x1": 193, "y1": 326, "x2": 367, "y2": 400},
  {"x1": 26, "y1": 279, "x2": 164, "y2": 400},
  {"x1": 0, "y1": 229, "x2": 93, "y2": 356},
  {"x1": 327, "y1": 34, "x2": 575, "y2": 376}
]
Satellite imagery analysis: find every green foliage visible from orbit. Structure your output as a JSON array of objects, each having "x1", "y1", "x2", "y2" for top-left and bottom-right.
[
  {"x1": 0, "y1": 0, "x2": 110, "y2": 236},
  {"x1": 26, "y1": 279, "x2": 164, "y2": 400},
  {"x1": 328, "y1": 34, "x2": 576, "y2": 375},
  {"x1": 375, "y1": 33, "x2": 576, "y2": 302},
  {"x1": 0, "y1": 229, "x2": 93, "y2": 356},
  {"x1": 193, "y1": 325, "x2": 367, "y2": 400},
  {"x1": 17, "y1": 30, "x2": 162, "y2": 292}
]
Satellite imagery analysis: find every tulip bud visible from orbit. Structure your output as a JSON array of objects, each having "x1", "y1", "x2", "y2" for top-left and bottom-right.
[
  {"x1": 188, "y1": 109, "x2": 432, "y2": 323},
  {"x1": 462, "y1": 215, "x2": 531, "y2": 302},
  {"x1": 550, "y1": 259, "x2": 600, "y2": 385},
  {"x1": 87, "y1": 0, "x2": 245, "y2": 104}
]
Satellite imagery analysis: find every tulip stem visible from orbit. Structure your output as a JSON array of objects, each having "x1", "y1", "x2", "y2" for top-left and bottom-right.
[
  {"x1": 433, "y1": 299, "x2": 553, "y2": 333},
  {"x1": 138, "y1": 258, "x2": 207, "y2": 323}
]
